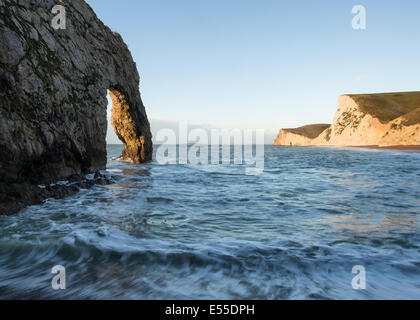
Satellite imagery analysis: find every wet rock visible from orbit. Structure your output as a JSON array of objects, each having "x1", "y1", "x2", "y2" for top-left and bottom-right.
[
  {"x1": 0, "y1": 171, "x2": 113, "y2": 216},
  {"x1": 0, "y1": 28, "x2": 25, "y2": 65},
  {"x1": 45, "y1": 184, "x2": 80, "y2": 200}
]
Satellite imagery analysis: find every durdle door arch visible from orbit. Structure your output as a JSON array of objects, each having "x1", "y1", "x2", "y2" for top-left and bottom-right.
[{"x1": 0, "y1": 0, "x2": 152, "y2": 214}]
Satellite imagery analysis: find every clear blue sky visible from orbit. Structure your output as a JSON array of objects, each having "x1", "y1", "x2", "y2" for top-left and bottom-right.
[{"x1": 87, "y1": 0, "x2": 420, "y2": 134}]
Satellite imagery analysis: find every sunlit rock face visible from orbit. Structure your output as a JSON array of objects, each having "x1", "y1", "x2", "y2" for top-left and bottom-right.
[
  {"x1": 109, "y1": 89, "x2": 150, "y2": 164},
  {"x1": 0, "y1": 0, "x2": 152, "y2": 214},
  {"x1": 274, "y1": 92, "x2": 420, "y2": 147}
]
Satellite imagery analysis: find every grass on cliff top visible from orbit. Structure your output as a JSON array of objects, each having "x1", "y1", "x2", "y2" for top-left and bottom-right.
[
  {"x1": 283, "y1": 124, "x2": 331, "y2": 139},
  {"x1": 400, "y1": 107, "x2": 420, "y2": 126},
  {"x1": 346, "y1": 92, "x2": 420, "y2": 123}
]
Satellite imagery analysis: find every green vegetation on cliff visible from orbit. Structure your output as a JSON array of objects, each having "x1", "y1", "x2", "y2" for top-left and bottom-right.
[
  {"x1": 348, "y1": 92, "x2": 420, "y2": 123},
  {"x1": 283, "y1": 124, "x2": 331, "y2": 139}
]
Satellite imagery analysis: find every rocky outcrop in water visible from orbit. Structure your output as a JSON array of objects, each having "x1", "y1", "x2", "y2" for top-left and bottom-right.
[
  {"x1": 0, "y1": 0, "x2": 152, "y2": 214},
  {"x1": 274, "y1": 92, "x2": 420, "y2": 147}
]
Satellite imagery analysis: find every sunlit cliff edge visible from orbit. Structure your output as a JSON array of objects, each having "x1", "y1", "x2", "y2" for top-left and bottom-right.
[{"x1": 274, "y1": 92, "x2": 420, "y2": 147}]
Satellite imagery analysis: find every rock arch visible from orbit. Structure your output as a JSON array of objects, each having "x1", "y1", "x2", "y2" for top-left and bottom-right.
[{"x1": 0, "y1": 0, "x2": 152, "y2": 214}]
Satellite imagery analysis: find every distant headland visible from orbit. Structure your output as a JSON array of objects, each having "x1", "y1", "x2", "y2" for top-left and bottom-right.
[{"x1": 274, "y1": 92, "x2": 420, "y2": 149}]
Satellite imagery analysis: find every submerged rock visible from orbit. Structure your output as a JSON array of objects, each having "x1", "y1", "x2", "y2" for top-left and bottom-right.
[{"x1": 0, "y1": 0, "x2": 152, "y2": 214}]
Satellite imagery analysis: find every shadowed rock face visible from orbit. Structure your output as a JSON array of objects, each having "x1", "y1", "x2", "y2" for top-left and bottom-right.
[{"x1": 0, "y1": 0, "x2": 152, "y2": 214}]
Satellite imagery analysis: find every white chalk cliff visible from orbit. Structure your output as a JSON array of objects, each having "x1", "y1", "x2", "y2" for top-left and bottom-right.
[{"x1": 274, "y1": 92, "x2": 420, "y2": 147}]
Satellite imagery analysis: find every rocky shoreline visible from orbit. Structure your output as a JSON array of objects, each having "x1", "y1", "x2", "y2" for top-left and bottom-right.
[
  {"x1": 0, "y1": 171, "x2": 113, "y2": 215},
  {"x1": 350, "y1": 145, "x2": 420, "y2": 151}
]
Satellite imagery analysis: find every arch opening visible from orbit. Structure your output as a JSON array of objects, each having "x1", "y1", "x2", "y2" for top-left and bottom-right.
[{"x1": 106, "y1": 88, "x2": 147, "y2": 163}]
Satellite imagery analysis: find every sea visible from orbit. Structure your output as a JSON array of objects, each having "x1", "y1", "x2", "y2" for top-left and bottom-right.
[{"x1": 0, "y1": 145, "x2": 419, "y2": 299}]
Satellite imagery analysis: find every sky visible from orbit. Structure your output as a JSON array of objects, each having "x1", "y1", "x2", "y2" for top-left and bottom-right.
[{"x1": 85, "y1": 0, "x2": 420, "y2": 143}]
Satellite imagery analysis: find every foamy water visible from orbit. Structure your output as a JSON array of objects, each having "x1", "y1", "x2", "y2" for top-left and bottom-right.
[{"x1": 0, "y1": 145, "x2": 419, "y2": 299}]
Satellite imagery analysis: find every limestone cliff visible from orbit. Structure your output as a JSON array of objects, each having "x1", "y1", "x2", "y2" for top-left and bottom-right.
[
  {"x1": 274, "y1": 92, "x2": 420, "y2": 147},
  {"x1": 274, "y1": 124, "x2": 331, "y2": 146},
  {"x1": 0, "y1": 0, "x2": 152, "y2": 214}
]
